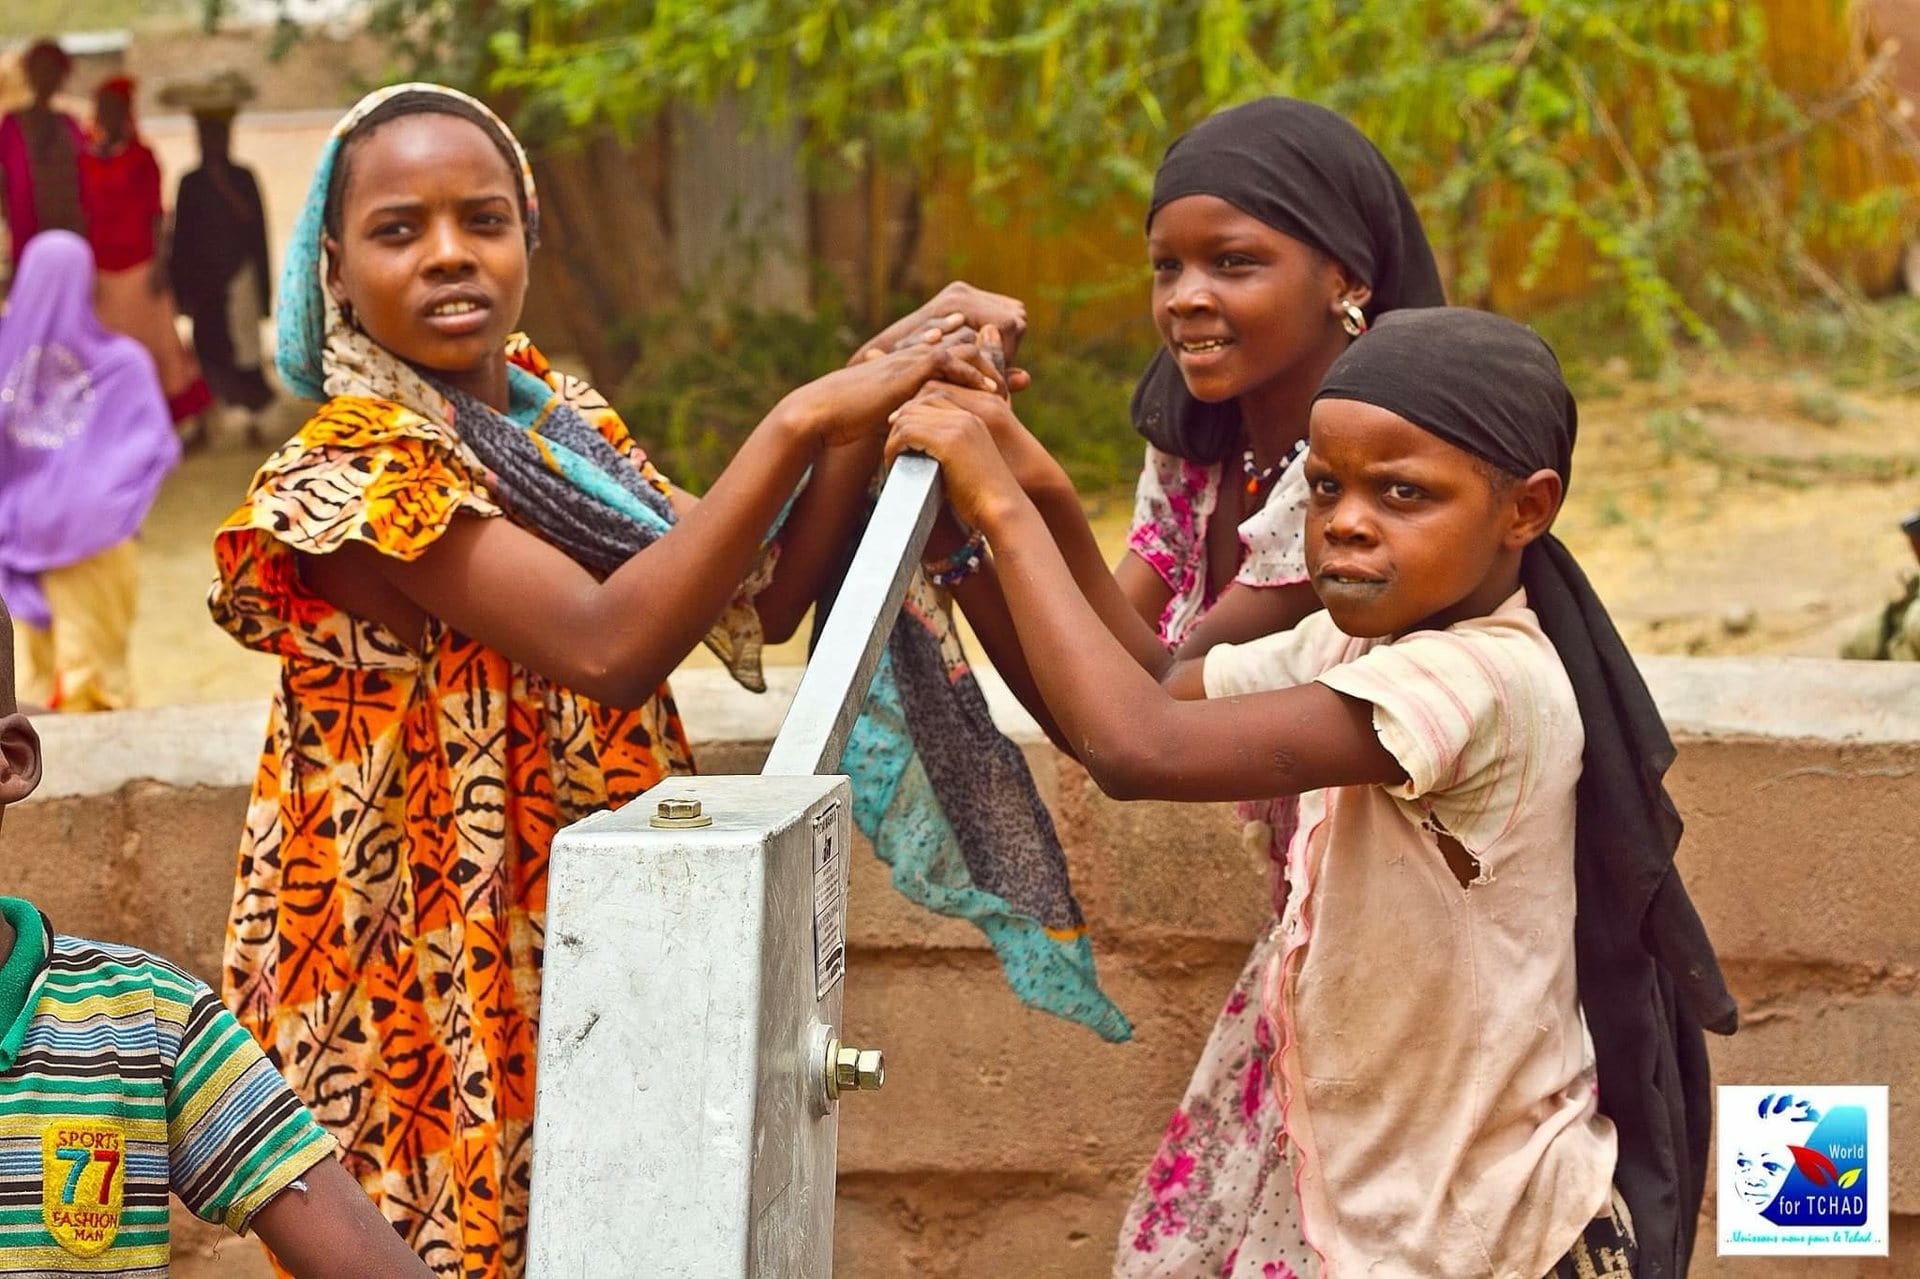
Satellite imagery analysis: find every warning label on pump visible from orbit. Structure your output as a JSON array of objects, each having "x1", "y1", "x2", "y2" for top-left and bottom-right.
[{"x1": 812, "y1": 801, "x2": 847, "y2": 999}]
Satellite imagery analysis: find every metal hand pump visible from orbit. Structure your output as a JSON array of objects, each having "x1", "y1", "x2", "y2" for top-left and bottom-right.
[{"x1": 528, "y1": 453, "x2": 942, "y2": 1277}]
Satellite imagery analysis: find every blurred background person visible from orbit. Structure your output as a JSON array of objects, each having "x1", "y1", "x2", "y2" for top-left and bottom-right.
[
  {"x1": 1841, "y1": 511, "x2": 1920, "y2": 661},
  {"x1": 164, "y1": 72, "x2": 275, "y2": 444},
  {"x1": 0, "y1": 39, "x2": 85, "y2": 269},
  {"x1": 79, "y1": 74, "x2": 212, "y2": 436},
  {"x1": 0, "y1": 230, "x2": 180, "y2": 711}
]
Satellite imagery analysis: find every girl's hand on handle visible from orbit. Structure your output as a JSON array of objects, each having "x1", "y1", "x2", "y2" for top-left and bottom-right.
[
  {"x1": 886, "y1": 399, "x2": 1025, "y2": 534},
  {"x1": 890, "y1": 326, "x2": 1034, "y2": 394},
  {"x1": 787, "y1": 340, "x2": 1003, "y2": 449},
  {"x1": 853, "y1": 280, "x2": 1030, "y2": 367},
  {"x1": 888, "y1": 317, "x2": 1033, "y2": 393},
  {"x1": 972, "y1": 322, "x2": 1030, "y2": 394},
  {"x1": 906, "y1": 384, "x2": 1063, "y2": 499}
]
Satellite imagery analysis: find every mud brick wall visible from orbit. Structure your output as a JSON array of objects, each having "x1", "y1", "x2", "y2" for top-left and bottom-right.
[{"x1": 10, "y1": 657, "x2": 1916, "y2": 1276}]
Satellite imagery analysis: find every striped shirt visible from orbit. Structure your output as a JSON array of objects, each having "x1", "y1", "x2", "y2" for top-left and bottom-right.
[{"x1": 0, "y1": 901, "x2": 334, "y2": 1275}]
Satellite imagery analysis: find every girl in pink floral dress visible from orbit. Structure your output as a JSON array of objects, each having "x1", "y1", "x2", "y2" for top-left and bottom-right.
[
  {"x1": 1108, "y1": 97, "x2": 1444, "y2": 1279},
  {"x1": 904, "y1": 97, "x2": 1444, "y2": 1277}
]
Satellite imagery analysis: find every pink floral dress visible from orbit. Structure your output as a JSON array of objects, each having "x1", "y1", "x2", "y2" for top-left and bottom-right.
[
  {"x1": 1115, "y1": 444, "x2": 1319, "y2": 1279},
  {"x1": 1125, "y1": 444, "x2": 1310, "y2": 648}
]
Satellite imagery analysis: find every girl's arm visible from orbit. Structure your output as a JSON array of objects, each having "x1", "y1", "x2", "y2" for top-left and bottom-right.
[
  {"x1": 924, "y1": 383, "x2": 1327, "y2": 675},
  {"x1": 893, "y1": 379, "x2": 1169, "y2": 757},
  {"x1": 749, "y1": 432, "x2": 887, "y2": 644},
  {"x1": 910, "y1": 383, "x2": 1172, "y2": 676},
  {"x1": 897, "y1": 383, "x2": 1182, "y2": 757},
  {"x1": 1173, "y1": 579, "x2": 1323, "y2": 659},
  {"x1": 1111, "y1": 551, "x2": 1177, "y2": 638},
  {"x1": 302, "y1": 343, "x2": 999, "y2": 708},
  {"x1": 938, "y1": 553, "x2": 1073, "y2": 753},
  {"x1": 888, "y1": 401, "x2": 1405, "y2": 803}
]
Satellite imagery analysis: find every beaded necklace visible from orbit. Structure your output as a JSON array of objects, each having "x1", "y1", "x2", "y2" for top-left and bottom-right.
[{"x1": 1241, "y1": 437, "x2": 1308, "y2": 498}]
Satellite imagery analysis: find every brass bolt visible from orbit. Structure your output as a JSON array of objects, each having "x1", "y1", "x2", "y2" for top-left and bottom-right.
[
  {"x1": 649, "y1": 797, "x2": 712, "y2": 829},
  {"x1": 826, "y1": 1040, "x2": 885, "y2": 1100}
]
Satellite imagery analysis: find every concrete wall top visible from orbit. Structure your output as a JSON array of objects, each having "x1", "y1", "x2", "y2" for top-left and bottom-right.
[
  {"x1": 23, "y1": 655, "x2": 1916, "y2": 802},
  {"x1": 1637, "y1": 655, "x2": 1919, "y2": 746}
]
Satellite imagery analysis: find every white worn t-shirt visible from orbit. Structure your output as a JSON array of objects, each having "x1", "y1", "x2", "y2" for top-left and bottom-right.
[{"x1": 1204, "y1": 591, "x2": 1617, "y2": 1278}]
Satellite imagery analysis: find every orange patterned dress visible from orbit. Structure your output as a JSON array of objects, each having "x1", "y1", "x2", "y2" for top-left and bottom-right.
[{"x1": 209, "y1": 342, "x2": 693, "y2": 1277}]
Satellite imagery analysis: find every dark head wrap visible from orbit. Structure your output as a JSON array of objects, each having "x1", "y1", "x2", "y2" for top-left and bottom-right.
[
  {"x1": 1131, "y1": 97, "x2": 1445, "y2": 463},
  {"x1": 1317, "y1": 308, "x2": 1737, "y2": 1279}
]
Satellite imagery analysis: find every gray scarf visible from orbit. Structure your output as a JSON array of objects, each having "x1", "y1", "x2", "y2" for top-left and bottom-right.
[{"x1": 432, "y1": 376, "x2": 676, "y2": 576}]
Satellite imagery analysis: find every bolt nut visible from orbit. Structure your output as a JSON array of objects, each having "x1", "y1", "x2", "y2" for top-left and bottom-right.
[
  {"x1": 832, "y1": 1045, "x2": 859, "y2": 1094},
  {"x1": 823, "y1": 1036, "x2": 843, "y2": 1101},
  {"x1": 649, "y1": 797, "x2": 712, "y2": 829},
  {"x1": 832, "y1": 1044, "x2": 884, "y2": 1095}
]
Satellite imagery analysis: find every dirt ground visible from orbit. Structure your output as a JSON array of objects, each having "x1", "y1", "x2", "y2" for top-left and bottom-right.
[
  {"x1": 1549, "y1": 365, "x2": 1918, "y2": 658},
  {"x1": 131, "y1": 355, "x2": 1916, "y2": 710}
]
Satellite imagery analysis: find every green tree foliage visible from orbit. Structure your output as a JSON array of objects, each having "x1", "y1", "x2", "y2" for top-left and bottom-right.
[
  {"x1": 349, "y1": 0, "x2": 1901, "y2": 357},
  {"x1": 3, "y1": 1, "x2": 190, "y2": 38},
  {"x1": 292, "y1": 1, "x2": 1913, "y2": 484}
]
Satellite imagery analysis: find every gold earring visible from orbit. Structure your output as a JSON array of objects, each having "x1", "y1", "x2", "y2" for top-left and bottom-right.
[{"x1": 1340, "y1": 299, "x2": 1367, "y2": 338}]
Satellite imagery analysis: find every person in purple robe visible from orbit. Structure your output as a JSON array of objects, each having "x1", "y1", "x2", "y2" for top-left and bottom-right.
[{"x1": 0, "y1": 229, "x2": 179, "y2": 710}]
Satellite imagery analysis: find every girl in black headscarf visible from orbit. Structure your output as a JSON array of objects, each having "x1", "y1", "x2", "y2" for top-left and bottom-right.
[
  {"x1": 905, "y1": 96, "x2": 1443, "y2": 1274},
  {"x1": 1124, "y1": 96, "x2": 1443, "y2": 656},
  {"x1": 888, "y1": 306, "x2": 1735, "y2": 1279}
]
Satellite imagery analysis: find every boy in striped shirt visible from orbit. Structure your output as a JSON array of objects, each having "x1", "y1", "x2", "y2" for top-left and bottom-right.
[{"x1": 0, "y1": 598, "x2": 428, "y2": 1276}]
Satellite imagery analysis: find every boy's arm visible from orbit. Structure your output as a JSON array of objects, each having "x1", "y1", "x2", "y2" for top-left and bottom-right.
[
  {"x1": 250, "y1": 1157, "x2": 431, "y2": 1278},
  {"x1": 164, "y1": 991, "x2": 421, "y2": 1274},
  {"x1": 888, "y1": 403, "x2": 1405, "y2": 802}
]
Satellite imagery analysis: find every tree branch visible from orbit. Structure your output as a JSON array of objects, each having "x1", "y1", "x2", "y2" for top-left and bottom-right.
[
  {"x1": 1452, "y1": 2, "x2": 1522, "y2": 56},
  {"x1": 1703, "y1": 41, "x2": 1899, "y2": 168}
]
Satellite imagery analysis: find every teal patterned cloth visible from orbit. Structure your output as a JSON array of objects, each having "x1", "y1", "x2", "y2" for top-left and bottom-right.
[{"x1": 839, "y1": 575, "x2": 1131, "y2": 1043}]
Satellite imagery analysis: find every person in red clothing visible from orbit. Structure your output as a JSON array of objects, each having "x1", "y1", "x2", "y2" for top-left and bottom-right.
[{"x1": 78, "y1": 76, "x2": 211, "y2": 431}]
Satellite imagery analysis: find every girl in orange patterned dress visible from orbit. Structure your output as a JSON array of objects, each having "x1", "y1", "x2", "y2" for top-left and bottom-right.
[{"x1": 209, "y1": 84, "x2": 1003, "y2": 1277}]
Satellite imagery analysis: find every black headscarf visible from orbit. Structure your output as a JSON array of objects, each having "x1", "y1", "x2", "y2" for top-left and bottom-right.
[
  {"x1": 1131, "y1": 97, "x2": 1446, "y2": 463},
  {"x1": 1316, "y1": 308, "x2": 1738, "y2": 1279}
]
